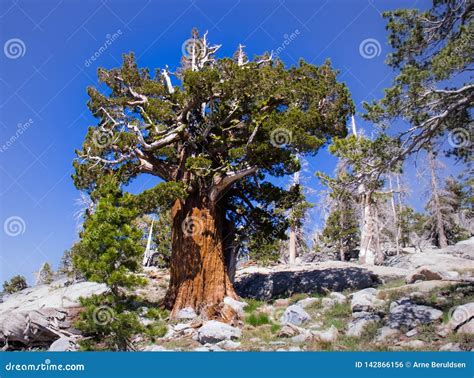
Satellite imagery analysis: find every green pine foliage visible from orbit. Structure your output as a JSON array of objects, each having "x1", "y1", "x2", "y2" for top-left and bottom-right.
[
  {"x1": 75, "y1": 294, "x2": 143, "y2": 351},
  {"x1": 72, "y1": 177, "x2": 152, "y2": 351},
  {"x1": 72, "y1": 29, "x2": 354, "y2": 269},
  {"x1": 322, "y1": 206, "x2": 359, "y2": 260},
  {"x1": 58, "y1": 244, "x2": 83, "y2": 280},
  {"x1": 39, "y1": 263, "x2": 54, "y2": 285},
  {"x1": 2, "y1": 275, "x2": 28, "y2": 294},
  {"x1": 364, "y1": 1, "x2": 473, "y2": 163},
  {"x1": 73, "y1": 178, "x2": 146, "y2": 295},
  {"x1": 398, "y1": 206, "x2": 428, "y2": 247},
  {"x1": 425, "y1": 175, "x2": 472, "y2": 246}
]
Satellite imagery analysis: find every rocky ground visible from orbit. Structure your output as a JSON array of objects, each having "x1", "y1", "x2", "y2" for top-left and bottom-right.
[{"x1": 1, "y1": 238, "x2": 473, "y2": 352}]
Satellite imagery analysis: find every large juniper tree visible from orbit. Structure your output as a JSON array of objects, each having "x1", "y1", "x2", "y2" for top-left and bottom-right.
[{"x1": 73, "y1": 30, "x2": 353, "y2": 320}]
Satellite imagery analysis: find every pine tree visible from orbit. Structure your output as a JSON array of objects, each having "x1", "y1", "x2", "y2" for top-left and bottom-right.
[
  {"x1": 2, "y1": 275, "x2": 28, "y2": 294},
  {"x1": 398, "y1": 206, "x2": 430, "y2": 251},
  {"x1": 444, "y1": 175, "x2": 473, "y2": 235},
  {"x1": 36, "y1": 262, "x2": 54, "y2": 285},
  {"x1": 318, "y1": 116, "x2": 401, "y2": 264},
  {"x1": 73, "y1": 177, "x2": 146, "y2": 296},
  {"x1": 73, "y1": 29, "x2": 353, "y2": 319},
  {"x1": 426, "y1": 148, "x2": 449, "y2": 248},
  {"x1": 58, "y1": 245, "x2": 82, "y2": 280},
  {"x1": 320, "y1": 163, "x2": 359, "y2": 261},
  {"x1": 364, "y1": 1, "x2": 473, "y2": 165},
  {"x1": 425, "y1": 173, "x2": 472, "y2": 246},
  {"x1": 287, "y1": 156, "x2": 313, "y2": 264},
  {"x1": 72, "y1": 177, "x2": 151, "y2": 351}
]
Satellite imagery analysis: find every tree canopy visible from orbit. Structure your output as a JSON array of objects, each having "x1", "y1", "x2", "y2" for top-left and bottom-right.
[
  {"x1": 73, "y1": 29, "x2": 354, "y2": 281},
  {"x1": 364, "y1": 0, "x2": 473, "y2": 164}
]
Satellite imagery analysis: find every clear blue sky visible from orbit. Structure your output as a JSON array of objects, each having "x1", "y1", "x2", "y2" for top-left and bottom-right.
[{"x1": 2, "y1": 0, "x2": 461, "y2": 284}]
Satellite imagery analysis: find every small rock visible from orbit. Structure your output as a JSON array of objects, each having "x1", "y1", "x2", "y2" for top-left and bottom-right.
[
  {"x1": 309, "y1": 322, "x2": 323, "y2": 330},
  {"x1": 280, "y1": 305, "x2": 311, "y2": 326},
  {"x1": 447, "y1": 303, "x2": 474, "y2": 331},
  {"x1": 164, "y1": 326, "x2": 175, "y2": 338},
  {"x1": 387, "y1": 301, "x2": 443, "y2": 329},
  {"x1": 313, "y1": 325, "x2": 338, "y2": 343},
  {"x1": 444, "y1": 271, "x2": 460, "y2": 280},
  {"x1": 291, "y1": 330, "x2": 312, "y2": 343},
  {"x1": 321, "y1": 297, "x2": 335, "y2": 308},
  {"x1": 193, "y1": 346, "x2": 210, "y2": 352},
  {"x1": 296, "y1": 297, "x2": 319, "y2": 308},
  {"x1": 399, "y1": 339, "x2": 426, "y2": 349},
  {"x1": 174, "y1": 323, "x2": 192, "y2": 332},
  {"x1": 376, "y1": 326, "x2": 401, "y2": 342},
  {"x1": 216, "y1": 340, "x2": 241, "y2": 350},
  {"x1": 277, "y1": 324, "x2": 300, "y2": 338},
  {"x1": 190, "y1": 319, "x2": 203, "y2": 329},
  {"x1": 435, "y1": 324, "x2": 450, "y2": 338},
  {"x1": 346, "y1": 312, "x2": 380, "y2": 337},
  {"x1": 351, "y1": 288, "x2": 378, "y2": 312},
  {"x1": 288, "y1": 346, "x2": 301, "y2": 351},
  {"x1": 274, "y1": 298, "x2": 290, "y2": 307},
  {"x1": 439, "y1": 343, "x2": 462, "y2": 351},
  {"x1": 405, "y1": 267, "x2": 445, "y2": 284},
  {"x1": 197, "y1": 320, "x2": 241, "y2": 344},
  {"x1": 142, "y1": 345, "x2": 168, "y2": 351},
  {"x1": 204, "y1": 343, "x2": 224, "y2": 352},
  {"x1": 223, "y1": 297, "x2": 247, "y2": 316},
  {"x1": 139, "y1": 316, "x2": 154, "y2": 327},
  {"x1": 457, "y1": 319, "x2": 474, "y2": 334},
  {"x1": 48, "y1": 337, "x2": 75, "y2": 352},
  {"x1": 409, "y1": 292, "x2": 424, "y2": 300},
  {"x1": 176, "y1": 307, "x2": 197, "y2": 320},
  {"x1": 182, "y1": 328, "x2": 196, "y2": 336},
  {"x1": 405, "y1": 328, "x2": 418, "y2": 337},
  {"x1": 329, "y1": 292, "x2": 346, "y2": 304},
  {"x1": 269, "y1": 341, "x2": 285, "y2": 346}
]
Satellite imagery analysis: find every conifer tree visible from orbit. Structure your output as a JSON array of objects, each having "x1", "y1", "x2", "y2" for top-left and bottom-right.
[
  {"x1": 73, "y1": 29, "x2": 353, "y2": 319},
  {"x1": 36, "y1": 262, "x2": 54, "y2": 285},
  {"x1": 364, "y1": 0, "x2": 473, "y2": 166},
  {"x1": 425, "y1": 172, "x2": 472, "y2": 246},
  {"x1": 318, "y1": 116, "x2": 401, "y2": 264},
  {"x1": 320, "y1": 162, "x2": 359, "y2": 261},
  {"x1": 73, "y1": 177, "x2": 146, "y2": 296},
  {"x1": 2, "y1": 275, "x2": 28, "y2": 294}
]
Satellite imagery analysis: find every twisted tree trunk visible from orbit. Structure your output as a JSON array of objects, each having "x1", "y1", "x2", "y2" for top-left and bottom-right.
[{"x1": 164, "y1": 193, "x2": 237, "y2": 322}]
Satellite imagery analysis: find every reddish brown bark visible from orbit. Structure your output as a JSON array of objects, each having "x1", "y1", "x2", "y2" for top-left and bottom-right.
[{"x1": 164, "y1": 193, "x2": 237, "y2": 322}]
